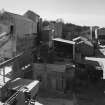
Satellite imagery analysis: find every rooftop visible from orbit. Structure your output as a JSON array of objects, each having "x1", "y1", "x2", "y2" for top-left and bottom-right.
[
  {"x1": 73, "y1": 36, "x2": 93, "y2": 47},
  {"x1": 0, "y1": 10, "x2": 34, "y2": 23},
  {"x1": 53, "y1": 38, "x2": 75, "y2": 45},
  {"x1": 8, "y1": 78, "x2": 39, "y2": 91}
]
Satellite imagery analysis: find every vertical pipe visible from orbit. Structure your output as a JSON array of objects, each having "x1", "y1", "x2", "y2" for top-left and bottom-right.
[
  {"x1": 3, "y1": 67, "x2": 5, "y2": 83},
  {"x1": 95, "y1": 29, "x2": 98, "y2": 39},
  {"x1": 90, "y1": 27, "x2": 92, "y2": 40}
]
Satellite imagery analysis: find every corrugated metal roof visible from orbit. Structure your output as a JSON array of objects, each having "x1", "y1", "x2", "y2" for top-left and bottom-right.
[
  {"x1": 73, "y1": 36, "x2": 93, "y2": 47},
  {"x1": 24, "y1": 10, "x2": 40, "y2": 17},
  {"x1": 73, "y1": 37, "x2": 81, "y2": 41},
  {"x1": 25, "y1": 80, "x2": 39, "y2": 92},
  {"x1": 53, "y1": 38, "x2": 75, "y2": 45},
  {"x1": 9, "y1": 78, "x2": 39, "y2": 91}
]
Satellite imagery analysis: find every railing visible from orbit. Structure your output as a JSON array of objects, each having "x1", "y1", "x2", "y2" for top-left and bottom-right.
[{"x1": 0, "y1": 53, "x2": 23, "y2": 83}]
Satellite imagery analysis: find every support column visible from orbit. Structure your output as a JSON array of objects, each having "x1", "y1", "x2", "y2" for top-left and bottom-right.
[
  {"x1": 73, "y1": 44, "x2": 75, "y2": 61},
  {"x1": 3, "y1": 67, "x2": 5, "y2": 83}
]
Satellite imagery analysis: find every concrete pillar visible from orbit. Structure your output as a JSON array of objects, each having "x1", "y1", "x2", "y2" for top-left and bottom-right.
[
  {"x1": 3, "y1": 67, "x2": 5, "y2": 83},
  {"x1": 95, "y1": 29, "x2": 98, "y2": 39},
  {"x1": 73, "y1": 44, "x2": 75, "y2": 61},
  {"x1": 90, "y1": 27, "x2": 93, "y2": 40}
]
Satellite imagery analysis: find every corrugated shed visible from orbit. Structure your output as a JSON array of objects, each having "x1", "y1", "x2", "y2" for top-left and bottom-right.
[{"x1": 73, "y1": 36, "x2": 94, "y2": 56}]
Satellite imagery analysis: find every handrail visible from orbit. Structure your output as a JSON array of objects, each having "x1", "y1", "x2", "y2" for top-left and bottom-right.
[{"x1": 0, "y1": 53, "x2": 23, "y2": 68}]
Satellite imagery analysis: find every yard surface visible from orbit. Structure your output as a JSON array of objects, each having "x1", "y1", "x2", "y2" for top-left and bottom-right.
[{"x1": 36, "y1": 79, "x2": 105, "y2": 105}]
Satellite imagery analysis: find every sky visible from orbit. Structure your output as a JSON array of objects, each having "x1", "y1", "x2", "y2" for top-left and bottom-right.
[{"x1": 0, "y1": 0, "x2": 105, "y2": 27}]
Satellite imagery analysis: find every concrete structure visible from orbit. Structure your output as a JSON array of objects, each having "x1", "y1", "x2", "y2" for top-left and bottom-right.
[
  {"x1": 50, "y1": 21, "x2": 63, "y2": 38},
  {"x1": 49, "y1": 21, "x2": 63, "y2": 38},
  {"x1": 40, "y1": 20, "x2": 63, "y2": 49},
  {"x1": 24, "y1": 10, "x2": 40, "y2": 23},
  {"x1": 0, "y1": 10, "x2": 37, "y2": 59},
  {"x1": 33, "y1": 63, "x2": 75, "y2": 92}
]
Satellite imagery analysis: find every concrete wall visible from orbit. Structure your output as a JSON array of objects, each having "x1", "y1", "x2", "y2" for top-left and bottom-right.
[
  {"x1": 24, "y1": 10, "x2": 40, "y2": 24},
  {"x1": 32, "y1": 63, "x2": 75, "y2": 91},
  {"x1": 0, "y1": 11, "x2": 37, "y2": 58}
]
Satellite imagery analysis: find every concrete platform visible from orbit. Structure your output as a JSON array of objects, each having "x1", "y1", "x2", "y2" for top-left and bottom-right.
[{"x1": 37, "y1": 98, "x2": 74, "y2": 105}]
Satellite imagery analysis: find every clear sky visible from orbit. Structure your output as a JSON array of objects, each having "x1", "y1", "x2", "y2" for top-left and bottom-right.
[{"x1": 0, "y1": 0, "x2": 105, "y2": 27}]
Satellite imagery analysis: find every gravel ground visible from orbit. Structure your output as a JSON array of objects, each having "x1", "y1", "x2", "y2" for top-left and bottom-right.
[{"x1": 37, "y1": 79, "x2": 105, "y2": 105}]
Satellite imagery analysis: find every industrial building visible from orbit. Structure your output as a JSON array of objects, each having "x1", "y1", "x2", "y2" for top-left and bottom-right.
[
  {"x1": 0, "y1": 9, "x2": 105, "y2": 105},
  {"x1": 0, "y1": 10, "x2": 38, "y2": 59},
  {"x1": 73, "y1": 36, "x2": 94, "y2": 57},
  {"x1": 0, "y1": 10, "x2": 40, "y2": 105}
]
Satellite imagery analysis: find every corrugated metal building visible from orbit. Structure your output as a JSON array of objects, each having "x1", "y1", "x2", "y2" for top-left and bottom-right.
[
  {"x1": 53, "y1": 38, "x2": 75, "y2": 60},
  {"x1": 73, "y1": 36, "x2": 94, "y2": 57}
]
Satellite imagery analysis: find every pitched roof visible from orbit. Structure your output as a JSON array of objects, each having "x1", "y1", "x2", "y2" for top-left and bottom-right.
[
  {"x1": 0, "y1": 10, "x2": 33, "y2": 23},
  {"x1": 73, "y1": 36, "x2": 93, "y2": 47}
]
